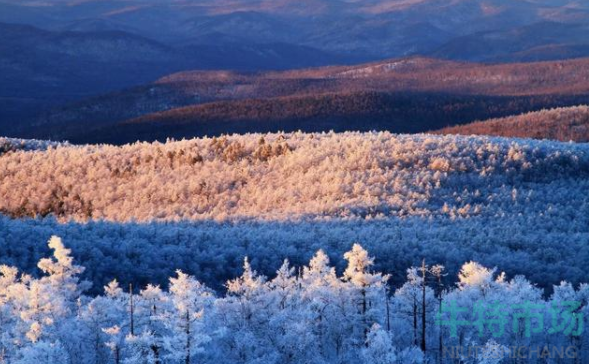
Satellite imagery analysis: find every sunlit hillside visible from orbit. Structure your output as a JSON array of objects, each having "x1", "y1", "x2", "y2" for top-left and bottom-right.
[
  {"x1": 2, "y1": 132, "x2": 588, "y2": 222},
  {"x1": 22, "y1": 57, "x2": 589, "y2": 144},
  {"x1": 436, "y1": 105, "x2": 589, "y2": 142},
  {"x1": 1, "y1": 132, "x2": 587, "y2": 295}
]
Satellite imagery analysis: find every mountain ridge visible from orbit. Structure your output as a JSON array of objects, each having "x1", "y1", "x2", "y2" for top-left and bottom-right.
[
  {"x1": 435, "y1": 105, "x2": 589, "y2": 142},
  {"x1": 18, "y1": 56, "x2": 589, "y2": 144}
]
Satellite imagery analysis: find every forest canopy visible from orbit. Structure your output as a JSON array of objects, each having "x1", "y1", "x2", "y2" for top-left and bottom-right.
[{"x1": 0, "y1": 132, "x2": 587, "y2": 294}]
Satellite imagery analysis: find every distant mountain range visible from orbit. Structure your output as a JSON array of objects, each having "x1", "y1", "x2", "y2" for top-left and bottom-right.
[
  {"x1": 3, "y1": 0, "x2": 589, "y2": 57},
  {"x1": 3, "y1": 0, "x2": 589, "y2": 141},
  {"x1": 0, "y1": 21, "x2": 353, "y2": 130},
  {"x1": 432, "y1": 21, "x2": 589, "y2": 62}
]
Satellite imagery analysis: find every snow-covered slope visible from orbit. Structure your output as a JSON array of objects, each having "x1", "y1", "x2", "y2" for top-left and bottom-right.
[
  {"x1": 1, "y1": 132, "x2": 587, "y2": 222},
  {"x1": 0, "y1": 137, "x2": 68, "y2": 154},
  {"x1": 0, "y1": 132, "x2": 587, "y2": 294},
  {"x1": 436, "y1": 105, "x2": 589, "y2": 142}
]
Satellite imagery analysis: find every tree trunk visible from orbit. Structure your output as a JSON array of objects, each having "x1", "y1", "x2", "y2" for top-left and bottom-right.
[
  {"x1": 420, "y1": 259, "x2": 427, "y2": 353},
  {"x1": 129, "y1": 283, "x2": 134, "y2": 336},
  {"x1": 385, "y1": 287, "x2": 391, "y2": 332},
  {"x1": 151, "y1": 345, "x2": 160, "y2": 364},
  {"x1": 362, "y1": 288, "x2": 368, "y2": 342},
  {"x1": 413, "y1": 299, "x2": 418, "y2": 347},
  {"x1": 185, "y1": 310, "x2": 191, "y2": 364},
  {"x1": 438, "y1": 296, "x2": 443, "y2": 364}
]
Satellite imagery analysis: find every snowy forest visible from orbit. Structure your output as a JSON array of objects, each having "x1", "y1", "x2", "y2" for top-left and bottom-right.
[
  {"x1": 0, "y1": 132, "x2": 588, "y2": 291},
  {"x1": 0, "y1": 235, "x2": 587, "y2": 364},
  {"x1": 0, "y1": 132, "x2": 588, "y2": 363},
  {"x1": 437, "y1": 106, "x2": 589, "y2": 142},
  {"x1": 2, "y1": 132, "x2": 589, "y2": 223}
]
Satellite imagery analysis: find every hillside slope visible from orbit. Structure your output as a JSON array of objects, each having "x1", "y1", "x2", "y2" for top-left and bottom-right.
[
  {"x1": 22, "y1": 57, "x2": 589, "y2": 143},
  {"x1": 75, "y1": 92, "x2": 589, "y2": 144},
  {"x1": 436, "y1": 105, "x2": 589, "y2": 142},
  {"x1": 1, "y1": 132, "x2": 587, "y2": 222},
  {"x1": 159, "y1": 57, "x2": 589, "y2": 96},
  {"x1": 0, "y1": 132, "x2": 588, "y2": 291}
]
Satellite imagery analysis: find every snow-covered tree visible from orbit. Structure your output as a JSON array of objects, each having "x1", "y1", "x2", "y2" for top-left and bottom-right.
[
  {"x1": 0, "y1": 235, "x2": 586, "y2": 363},
  {"x1": 361, "y1": 324, "x2": 397, "y2": 364},
  {"x1": 14, "y1": 341, "x2": 70, "y2": 364},
  {"x1": 342, "y1": 244, "x2": 388, "y2": 342},
  {"x1": 163, "y1": 270, "x2": 212, "y2": 364}
]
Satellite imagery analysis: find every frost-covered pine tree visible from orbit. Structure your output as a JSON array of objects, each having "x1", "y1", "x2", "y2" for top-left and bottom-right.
[
  {"x1": 126, "y1": 284, "x2": 169, "y2": 364},
  {"x1": 214, "y1": 258, "x2": 275, "y2": 363},
  {"x1": 457, "y1": 262, "x2": 497, "y2": 294},
  {"x1": 264, "y1": 260, "x2": 316, "y2": 363},
  {"x1": 14, "y1": 341, "x2": 70, "y2": 364},
  {"x1": 302, "y1": 250, "x2": 338, "y2": 289},
  {"x1": 163, "y1": 270, "x2": 212, "y2": 364},
  {"x1": 393, "y1": 267, "x2": 435, "y2": 351},
  {"x1": 300, "y1": 250, "x2": 342, "y2": 359},
  {"x1": 82, "y1": 279, "x2": 128, "y2": 364},
  {"x1": 361, "y1": 324, "x2": 397, "y2": 364},
  {"x1": 0, "y1": 265, "x2": 23, "y2": 362},
  {"x1": 37, "y1": 236, "x2": 89, "y2": 301},
  {"x1": 20, "y1": 237, "x2": 87, "y2": 350},
  {"x1": 342, "y1": 244, "x2": 389, "y2": 342},
  {"x1": 267, "y1": 259, "x2": 298, "y2": 311}
]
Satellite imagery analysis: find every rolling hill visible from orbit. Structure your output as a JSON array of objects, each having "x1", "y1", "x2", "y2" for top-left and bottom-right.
[
  {"x1": 72, "y1": 92, "x2": 589, "y2": 144},
  {"x1": 435, "y1": 105, "x2": 589, "y2": 142},
  {"x1": 0, "y1": 22, "x2": 181, "y2": 128},
  {"x1": 1, "y1": 132, "x2": 588, "y2": 292},
  {"x1": 157, "y1": 56, "x2": 589, "y2": 95},
  {"x1": 21, "y1": 57, "x2": 589, "y2": 144}
]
